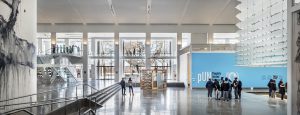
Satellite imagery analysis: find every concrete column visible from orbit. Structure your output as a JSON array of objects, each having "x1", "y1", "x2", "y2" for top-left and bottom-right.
[
  {"x1": 51, "y1": 32, "x2": 56, "y2": 54},
  {"x1": 207, "y1": 32, "x2": 214, "y2": 44},
  {"x1": 91, "y1": 38, "x2": 96, "y2": 56},
  {"x1": 146, "y1": 33, "x2": 151, "y2": 69},
  {"x1": 82, "y1": 32, "x2": 89, "y2": 82},
  {"x1": 177, "y1": 32, "x2": 182, "y2": 82},
  {"x1": 114, "y1": 32, "x2": 120, "y2": 82},
  {"x1": 0, "y1": 0, "x2": 37, "y2": 105},
  {"x1": 288, "y1": 1, "x2": 299, "y2": 114},
  {"x1": 38, "y1": 38, "x2": 42, "y2": 55}
]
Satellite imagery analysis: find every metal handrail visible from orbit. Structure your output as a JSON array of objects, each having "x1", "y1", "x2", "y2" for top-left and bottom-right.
[
  {"x1": 4, "y1": 109, "x2": 34, "y2": 115},
  {"x1": 83, "y1": 108, "x2": 96, "y2": 115},
  {"x1": 0, "y1": 83, "x2": 98, "y2": 103},
  {"x1": 1, "y1": 98, "x2": 78, "y2": 114},
  {"x1": 0, "y1": 83, "x2": 80, "y2": 103},
  {"x1": 0, "y1": 96, "x2": 80, "y2": 108}
]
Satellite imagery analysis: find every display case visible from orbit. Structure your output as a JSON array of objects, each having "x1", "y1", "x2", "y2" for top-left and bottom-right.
[{"x1": 140, "y1": 69, "x2": 167, "y2": 90}]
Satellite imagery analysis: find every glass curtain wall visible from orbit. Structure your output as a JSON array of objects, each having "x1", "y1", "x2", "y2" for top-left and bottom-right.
[
  {"x1": 88, "y1": 33, "x2": 115, "y2": 80},
  {"x1": 151, "y1": 33, "x2": 177, "y2": 81},
  {"x1": 56, "y1": 33, "x2": 83, "y2": 78},
  {"x1": 37, "y1": 33, "x2": 51, "y2": 55},
  {"x1": 120, "y1": 33, "x2": 146, "y2": 81}
]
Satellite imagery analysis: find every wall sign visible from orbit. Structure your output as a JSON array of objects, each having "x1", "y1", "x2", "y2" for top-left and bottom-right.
[{"x1": 191, "y1": 53, "x2": 287, "y2": 88}]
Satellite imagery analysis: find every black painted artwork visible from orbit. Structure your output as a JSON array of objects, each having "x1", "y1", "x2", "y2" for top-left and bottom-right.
[
  {"x1": 296, "y1": 32, "x2": 300, "y2": 63},
  {"x1": 0, "y1": 0, "x2": 36, "y2": 73}
]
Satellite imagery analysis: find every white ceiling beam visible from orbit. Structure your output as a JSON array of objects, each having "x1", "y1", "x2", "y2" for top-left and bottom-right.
[
  {"x1": 178, "y1": 0, "x2": 191, "y2": 26},
  {"x1": 37, "y1": 23, "x2": 238, "y2": 33},
  {"x1": 209, "y1": 0, "x2": 232, "y2": 26}
]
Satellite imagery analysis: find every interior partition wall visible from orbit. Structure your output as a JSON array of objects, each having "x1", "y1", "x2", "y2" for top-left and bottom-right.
[{"x1": 88, "y1": 33, "x2": 115, "y2": 80}]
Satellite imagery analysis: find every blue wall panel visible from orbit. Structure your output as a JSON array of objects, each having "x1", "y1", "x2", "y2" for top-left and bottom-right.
[{"x1": 191, "y1": 53, "x2": 287, "y2": 88}]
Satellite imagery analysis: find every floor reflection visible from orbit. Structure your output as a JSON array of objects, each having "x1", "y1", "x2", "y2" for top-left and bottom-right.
[{"x1": 97, "y1": 88, "x2": 287, "y2": 115}]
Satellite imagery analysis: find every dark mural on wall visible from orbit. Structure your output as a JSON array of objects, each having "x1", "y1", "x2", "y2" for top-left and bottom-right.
[{"x1": 0, "y1": 0, "x2": 36, "y2": 101}]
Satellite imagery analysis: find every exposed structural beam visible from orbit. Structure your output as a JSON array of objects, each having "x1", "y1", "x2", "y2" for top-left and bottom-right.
[
  {"x1": 106, "y1": 0, "x2": 118, "y2": 25},
  {"x1": 38, "y1": 23, "x2": 238, "y2": 33},
  {"x1": 209, "y1": 0, "x2": 232, "y2": 26},
  {"x1": 146, "y1": 0, "x2": 152, "y2": 25},
  {"x1": 178, "y1": 0, "x2": 191, "y2": 25}
]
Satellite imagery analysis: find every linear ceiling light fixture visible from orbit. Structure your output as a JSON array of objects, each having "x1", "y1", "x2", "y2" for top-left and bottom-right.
[
  {"x1": 146, "y1": 0, "x2": 152, "y2": 15},
  {"x1": 106, "y1": 0, "x2": 116, "y2": 17}
]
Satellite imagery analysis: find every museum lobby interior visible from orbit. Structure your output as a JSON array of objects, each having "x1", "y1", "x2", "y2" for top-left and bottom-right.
[{"x1": 0, "y1": 0, "x2": 300, "y2": 115}]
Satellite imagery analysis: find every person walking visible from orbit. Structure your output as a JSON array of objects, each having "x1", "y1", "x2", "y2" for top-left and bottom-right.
[
  {"x1": 214, "y1": 79, "x2": 221, "y2": 100},
  {"x1": 222, "y1": 78, "x2": 230, "y2": 101},
  {"x1": 279, "y1": 81, "x2": 286, "y2": 100},
  {"x1": 206, "y1": 78, "x2": 214, "y2": 98},
  {"x1": 128, "y1": 78, "x2": 134, "y2": 95},
  {"x1": 120, "y1": 78, "x2": 126, "y2": 95}
]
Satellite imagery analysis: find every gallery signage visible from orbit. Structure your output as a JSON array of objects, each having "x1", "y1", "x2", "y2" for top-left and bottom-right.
[{"x1": 191, "y1": 53, "x2": 287, "y2": 88}]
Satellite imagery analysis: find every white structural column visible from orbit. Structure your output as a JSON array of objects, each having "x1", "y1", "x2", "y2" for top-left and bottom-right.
[
  {"x1": 82, "y1": 32, "x2": 89, "y2": 82},
  {"x1": 51, "y1": 32, "x2": 56, "y2": 54},
  {"x1": 146, "y1": 33, "x2": 151, "y2": 69},
  {"x1": 177, "y1": 32, "x2": 182, "y2": 82},
  {"x1": 288, "y1": 0, "x2": 299, "y2": 114},
  {"x1": 114, "y1": 32, "x2": 120, "y2": 82},
  {"x1": 90, "y1": 38, "x2": 96, "y2": 79},
  {"x1": 0, "y1": 0, "x2": 37, "y2": 105},
  {"x1": 207, "y1": 32, "x2": 213, "y2": 44}
]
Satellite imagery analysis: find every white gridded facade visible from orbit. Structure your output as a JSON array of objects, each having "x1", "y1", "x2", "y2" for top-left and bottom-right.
[{"x1": 236, "y1": 0, "x2": 288, "y2": 66}]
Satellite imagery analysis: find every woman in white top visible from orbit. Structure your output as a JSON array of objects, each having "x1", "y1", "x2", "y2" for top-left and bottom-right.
[{"x1": 128, "y1": 78, "x2": 134, "y2": 95}]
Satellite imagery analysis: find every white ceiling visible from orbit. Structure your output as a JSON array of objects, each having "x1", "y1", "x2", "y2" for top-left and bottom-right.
[{"x1": 37, "y1": 0, "x2": 240, "y2": 25}]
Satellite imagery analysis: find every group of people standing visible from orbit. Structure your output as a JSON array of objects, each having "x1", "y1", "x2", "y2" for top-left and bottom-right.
[
  {"x1": 206, "y1": 77, "x2": 242, "y2": 101},
  {"x1": 120, "y1": 78, "x2": 134, "y2": 96},
  {"x1": 267, "y1": 79, "x2": 287, "y2": 100},
  {"x1": 52, "y1": 45, "x2": 81, "y2": 54}
]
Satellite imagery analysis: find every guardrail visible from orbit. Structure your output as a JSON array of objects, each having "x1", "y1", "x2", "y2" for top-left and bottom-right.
[{"x1": 0, "y1": 83, "x2": 99, "y2": 113}]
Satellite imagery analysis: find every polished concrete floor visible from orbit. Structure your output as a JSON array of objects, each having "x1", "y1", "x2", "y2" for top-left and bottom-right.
[{"x1": 97, "y1": 88, "x2": 287, "y2": 115}]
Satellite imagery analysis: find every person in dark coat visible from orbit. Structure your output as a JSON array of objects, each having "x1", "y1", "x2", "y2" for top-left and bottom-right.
[
  {"x1": 206, "y1": 78, "x2": 214, "y2": 98},
  {"x1": 214, "y1": 79, "x2": 221, "y2": 100},
  {"x1": 279, "y1": 81, "x2": 286, "y2": 100},
  {"x1": 232, "y1": 77, "x2": 239, "y2": 99},
  {"x1": 237, "y1": 80, "x2": 242, "y2": 99},
  {"x1": 267, "y1": 79, "x2": 272, "y2": 97},
  {"x1": 120, "y1": 78, "x2": 126, "y2": 95},
  {"x1": 222, "y1": 78, "x2": 230, "y2": 101},
  {"x1": 270, "y1": 79, "x2": 277, "y2": 98}
]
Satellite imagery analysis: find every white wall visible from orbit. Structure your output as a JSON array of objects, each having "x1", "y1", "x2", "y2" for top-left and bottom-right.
[{"x1": 180, "y1": 53, "x2": 189, "y2": 86}]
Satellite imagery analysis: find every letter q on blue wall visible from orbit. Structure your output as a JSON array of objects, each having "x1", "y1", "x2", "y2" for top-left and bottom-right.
[{"x1": 191, "y1": 53, "x2": 287, "y2": 88}]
